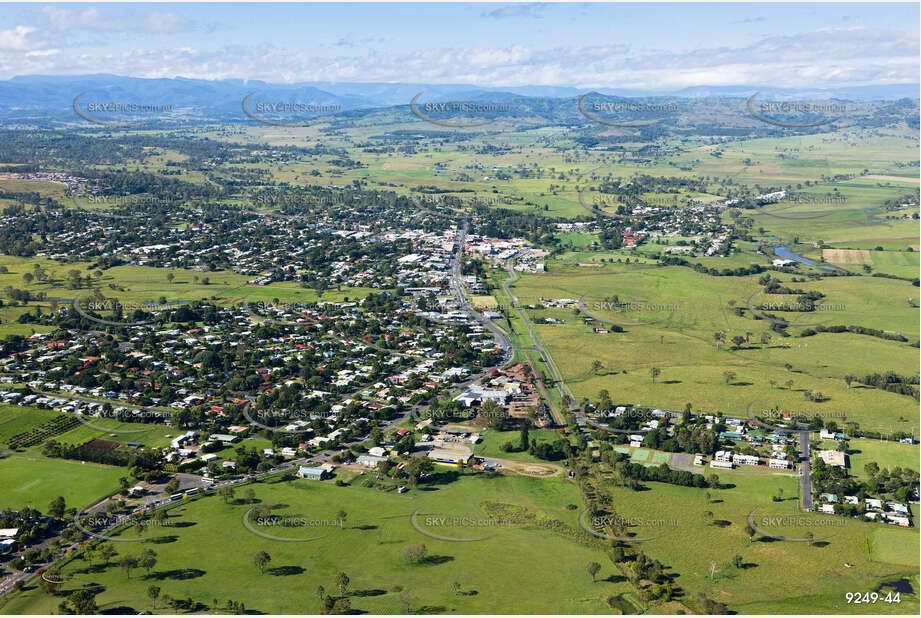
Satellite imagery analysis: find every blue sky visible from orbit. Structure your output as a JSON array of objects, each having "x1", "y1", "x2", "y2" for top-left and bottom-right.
[{"x1": 0, "y1": 2, "x2": 917, "y2": 88}]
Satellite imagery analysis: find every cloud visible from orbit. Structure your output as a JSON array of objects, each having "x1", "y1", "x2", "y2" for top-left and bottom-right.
[
  {"x1": 41, "y1": 6, "x2": 199, "y2": 34},
  {"x1": 482, "y1": 4, "x2": 548, "y2": 20},
  {"x1": 0, "y1": 25, "x2": 39, "y2": 51},
  {"x1": 0, "y1": 23, "x2": 916, "y2": 90}
]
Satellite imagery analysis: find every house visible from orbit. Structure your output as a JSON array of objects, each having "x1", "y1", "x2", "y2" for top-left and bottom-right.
[
  {"x1": 298, "y1": 466, "x2": 331, "y2": 480},
  {"x1": 357, "y1": 454, "x2": 389, "y2": 468},
  {"x1": 818, "y1": 449, "x2": 846, "y2": 468},
  {"x1": 819, "y1": 504, "x2": 836, "y2": 514},
  {"x1": 710, "y1": 459, "x2": 733, "y2": 469},
  {"x1": 866, "y1": 498, "x2": 883, "y2": 511},
  {"x1": 368, "y1": 446, "x2": 387, "y2": 457},
  {"x1": 888, "y1": 503, "x2": 909, "y2": 515},
  {"x1": 732, "y1": 453, "x2": 760, "y2": 466},
  {"x1": 714, "y1": 450, "x2": 732, "y2": 462},
  {"x1": 170, "y1": 431, "x2": 198, "y2": 449},
  {"x1": 209, "y1": 433, "x2": 239, "y2": 443},
  {"x1": 281, "y1": 447, "x2": 297, "y2": 457},
  {"x1": 0, "y1": 528, "x2": 19, "y2": 539},
  {"x1": 887, "y1": 516, "x2": 911, "y2": 527},
  {"x1": 768, "y1": 458, "x2": 789, "y2": 469},
  {"x1": 429, "y1": 446, "x2": 473, "y2": 468},
  {"x1": 820, "y1": 428, "x2": 845, "y2": 440}
]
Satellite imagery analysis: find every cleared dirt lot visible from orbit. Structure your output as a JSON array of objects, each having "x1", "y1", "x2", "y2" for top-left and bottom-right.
[{"x1": 822, "y1": 248, "x2": 871, "y2": 264}]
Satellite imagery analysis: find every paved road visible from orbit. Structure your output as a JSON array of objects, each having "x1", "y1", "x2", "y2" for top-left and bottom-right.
[
  {"x1": 449, "y1": 217, "x2": 513, "y2": 365},
  {"x1": 798, "y1": 429, "x2": 813, "y2": 511}
]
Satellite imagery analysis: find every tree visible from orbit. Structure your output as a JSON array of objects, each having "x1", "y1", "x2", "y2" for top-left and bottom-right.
[
  {"x1": 713, "y1": 331, "x2": 725, "y2": 351},
  {"x1": 331, "y1": 598, "x2": 351, "y2": 614},
  {"x1": 732, "y1": 554, "x2": 743, "y2": 568},
  {"x1": 147, "y1": 585, "x2": 161, "y2": 609},
  {"x1": 22, "y1": 272, "x2": 34, "y2": 285},
  {"x1": 335, "y1": 572, "x2": 350, "y2": 596},
  {"x1": 337, "y1": 509, "x2": 348, "y2": 527},
  {"x1": 48, "y1": 496, "x2": 66, "y2": 519},
  {"x1": 97, "y1": 542, "x2": 116, "y2": 566},
  {"x1": 708, "y1": 561, "x2": 719, "y2": 581},
  {"x1": 588, "y1": 561, "x2": 601, "y2": 582},
  {"x1": 844, "y1": 374, "x2": 855, "y2": 389},
  {"x1": 402, "y1": 543, "x2": 428, "y2": 564},
  {"x1": 316, "y1": 585, "x2": 325, "y2": 600},
  {"x1": 39, "y1": 570, "x2": 62, "y2": 596},
  {"x1": 68, "y1": 589, "x2": 98, "y2": 614},
  {"x1": 590, "y1": 360, "x2": 604, "y2": 375},
  {"x1": 138, "y1": 548, "x2": 158, "y2": 576},
  {"x1": 723, "y1": 371, "x2": 736, "y2": 385},
  {"x1": 254, "y1": 551, "x2": 271, "y2": 574},
  {"x1": 649, "y1": 367, "x2": 661, "y2": 383},
  {"x1": 164, "y1": 478, "x2": 180, "y2": 494},
  {"x1": 399, "y1": 589, "x2": 417, "y2": 613},
  {"x1": 744, "y1": 523, "x2": 756, "y2": 543},
  {"x1": 166, "y1": 272, "x2": 175, "y2": 284},
  {"x1": 119, "y1": 556, "x2": 138, "y2": 578},
  {"x1": 244, "y1": 488, "x2": 256, "y2": 504},
  {"x1": 219, "y1": 486, "x2": 235, "y2": 504}
]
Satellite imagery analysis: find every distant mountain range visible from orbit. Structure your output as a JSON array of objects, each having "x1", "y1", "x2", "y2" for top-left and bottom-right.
[{"x1": 0, "y1": 74, "x2": 916, "y2": 125}]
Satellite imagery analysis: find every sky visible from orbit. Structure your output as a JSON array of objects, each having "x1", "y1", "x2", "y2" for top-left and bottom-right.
[{"x1": 0, "y1": 2, "x2": 918, "y2": 89}]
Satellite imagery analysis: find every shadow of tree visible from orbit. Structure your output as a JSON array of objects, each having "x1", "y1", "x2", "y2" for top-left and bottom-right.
[
  {"x1": 266, "y1": 566, "x2": 305, "y2": 576},
  {"x1": 147, "y1": 568, "x2": 206, "y2": 581}
]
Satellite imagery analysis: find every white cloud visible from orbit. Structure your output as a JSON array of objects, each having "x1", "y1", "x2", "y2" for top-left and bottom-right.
[
  {"x1": 0, "y1": 25, "x2": 38, "y2": 51},
  {"x1": 41, "y1": 6, "x2": 198, "y2": 34},
  {"x1": 0, "y1": 24, "x2": 916, "y2": 89}
]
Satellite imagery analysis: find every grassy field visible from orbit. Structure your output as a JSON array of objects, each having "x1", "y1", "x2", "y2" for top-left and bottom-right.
[
  {"x1": 847, "y1": 439, "x2": 920, "y2": 480},
  {"x1": 472, "y1": 428, "x2": 566, "y2": 463},
  {"x1": 0, "y1": 451, "x2": 124, "y2": 512},
  {"x1": 506, "y1": 263, "x2": 917, "y2": 433},
  {"x1": 2, "y1": 473, "x2": 636, "y2": 615},
  {"x1": 599, "y1": 467, "x2": 919, "y2": 614}
]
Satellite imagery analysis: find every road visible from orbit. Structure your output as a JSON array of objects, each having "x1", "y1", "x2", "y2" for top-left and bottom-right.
[
  {"x1": 501, "y1": 260, "x2": 584, "y2": 431},
  {"x1": 449, "y1": 217, "x2": 513, "y2": 366},
  {"x1": 797, "y1": 429, "x2": 813, "y2": 511}
]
